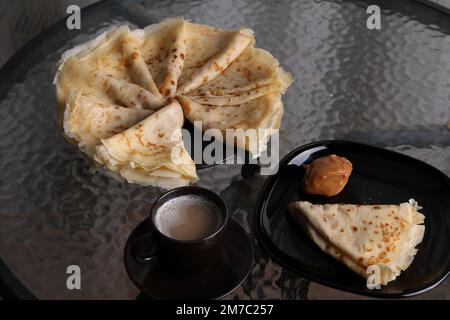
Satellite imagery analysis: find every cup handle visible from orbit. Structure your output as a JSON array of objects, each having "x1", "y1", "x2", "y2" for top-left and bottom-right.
[{"x1": 131, "y1": 233, "x2": 160, "y2": 264}]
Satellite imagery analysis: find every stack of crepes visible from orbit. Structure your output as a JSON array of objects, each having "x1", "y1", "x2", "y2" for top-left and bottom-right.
[{"x1": 54, "y1": 17, "x2": 293, "y2": 189}]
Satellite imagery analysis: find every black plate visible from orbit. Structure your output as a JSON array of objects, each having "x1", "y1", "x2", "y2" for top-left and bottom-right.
[
  {"x1": 255, "y1": 140, "x2": 450, "y2": 298},
  {"x1": 124, "y1": 217, "x2": 253, "y2": 299}
]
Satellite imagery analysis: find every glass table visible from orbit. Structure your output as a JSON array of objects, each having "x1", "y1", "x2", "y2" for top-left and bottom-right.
[{"x1": 0, "y1": 0, "x2": 449, "y2": 299}]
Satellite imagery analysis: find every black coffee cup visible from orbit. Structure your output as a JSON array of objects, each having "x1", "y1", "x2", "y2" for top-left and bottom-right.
[{"x1": 131, "y1": 186, "x2": 229, "y2": 277}]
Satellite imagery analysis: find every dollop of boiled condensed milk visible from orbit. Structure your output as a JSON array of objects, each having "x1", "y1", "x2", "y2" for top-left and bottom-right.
[{"x1": 302, "y1": 154, "x2": 353, "y2": 197}]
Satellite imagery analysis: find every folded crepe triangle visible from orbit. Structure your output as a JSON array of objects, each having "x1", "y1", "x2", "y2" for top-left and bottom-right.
[
  {"x1": 177, "y1": 92, "x2": 283, "y2": 157},
  {"x1": 94, "y1": 100, "x2": 198, "y2": 189},
  {"x1": 133, "y1": 17, "x2": 187, "y2": 99},
  {"x1": 288, "y1": 200, "x2": 425, "y2": 286},
  {"x1": 63, "y1": 91, "x2": 153, "y2": 158},
  {"x1": 185, "y1": 47, "x2": 293, "y2": 105},
  {"x1": 176, "y1": 22, "x2": 255, "y2": 95}
]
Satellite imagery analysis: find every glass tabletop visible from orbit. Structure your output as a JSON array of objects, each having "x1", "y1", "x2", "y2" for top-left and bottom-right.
[{"x1": 0, "y1": 0, "x2": 449, "y2": 299}]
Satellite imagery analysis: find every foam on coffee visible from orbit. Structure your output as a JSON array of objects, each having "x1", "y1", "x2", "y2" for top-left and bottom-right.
[{"x1": 155, "y1": 195, "x2": 223, "y2": 241}]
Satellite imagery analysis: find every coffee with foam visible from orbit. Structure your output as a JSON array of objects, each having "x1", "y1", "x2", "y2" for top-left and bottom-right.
[{"x1": 155, "y1": 195, "x2": 223, "y2": 241}]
